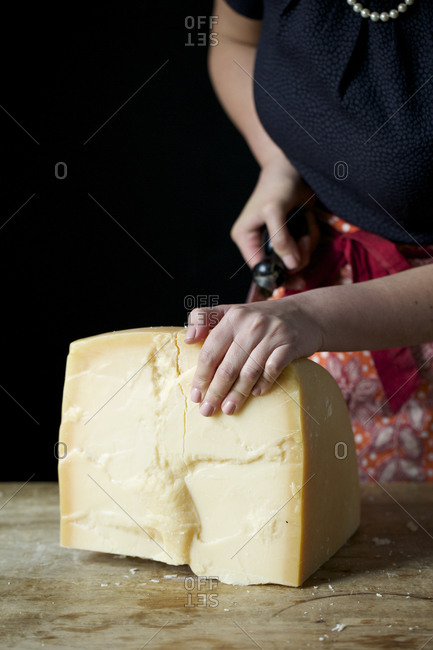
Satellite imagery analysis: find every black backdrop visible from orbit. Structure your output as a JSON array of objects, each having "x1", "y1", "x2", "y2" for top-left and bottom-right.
[{"x1": 2, "y1": 2, "x2": 259, "y2": 480}]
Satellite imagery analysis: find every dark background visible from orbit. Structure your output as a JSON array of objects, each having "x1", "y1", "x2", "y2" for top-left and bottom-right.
[{"x1": 1, "y1": 2, "x2": 259, "y2": 480}]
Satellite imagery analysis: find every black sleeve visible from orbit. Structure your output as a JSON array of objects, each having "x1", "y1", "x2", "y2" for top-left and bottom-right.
[{"x1": 224, "y1": 0, "x2": 263, "y2": 19}]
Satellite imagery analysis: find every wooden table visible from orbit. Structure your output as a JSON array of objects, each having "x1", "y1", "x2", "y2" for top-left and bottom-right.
[{"x1": 1, "y1": 482, "x2": 432, "y2": 649}]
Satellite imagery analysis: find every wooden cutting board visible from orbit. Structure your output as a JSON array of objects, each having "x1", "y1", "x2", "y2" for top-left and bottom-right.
[{"x1": 1, "y1": 482, "x2": 432, "y2": 649}]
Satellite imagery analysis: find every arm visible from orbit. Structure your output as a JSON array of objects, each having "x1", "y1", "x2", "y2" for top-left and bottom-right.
[
  {"x1": 186, "y1": 265, "x2": 433, "y2": 417},
  {"x1": 208, "y1": 0, "x2": 281, "y2": 170},
  {"x1": 209, "y1": 0, "x2": 318, "y2": 270}
]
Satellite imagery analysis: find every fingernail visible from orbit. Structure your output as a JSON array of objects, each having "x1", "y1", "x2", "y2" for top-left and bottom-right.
[
  {"x1": 200, "y1": 401, "x2": 215, "y2": 417},
  {"x1": 222, "y1": 400, "x2": 236, "y2": 415},
  {"x1": 184, "y1": 326, "x2": 196, "y2": 341},
  {"x1": 191, "y1": 387, "x2": 202, "y2": 403},
  {"x1": 282, "y1": 254, "x2": 300, "y2": 270},
  {"x1": 251, "y1": 386, "x2": 261, "y2": 396}
]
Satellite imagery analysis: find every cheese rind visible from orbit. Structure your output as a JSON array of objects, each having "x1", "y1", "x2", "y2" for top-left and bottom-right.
[{"x1": 58, "y1": 327, "x2": 360, "y2": 586}]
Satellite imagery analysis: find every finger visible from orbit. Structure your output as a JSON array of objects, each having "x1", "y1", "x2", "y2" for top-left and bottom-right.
[
  {"x1": 231, "y1": 214, "x2": 266, "y2": 270},
  {"x1": 220, "y1": 342, "x2": 270, "y2": 415},
  {"x1": 185, "y1": 304, "x2": 228, "y2": 342},
  {"x1": 189, "y1": 305, "x2": 244, "y2": 406},
  {"x1": 189, "y1": 325, "x2": 234, "y2": 409},
  {"x1": 196, "y1": 310, "x2": 268, "y2": 415},
  {"x1": 290, "y1": 211, "x2": 320, "y2": 271},
  {"x1": 296, "y1": 234, "x2": 313, "y2": 271},
  {"x1": 197, "y1": 338, "x2": 253, "y2": 416},
  {"x1": 264, "y1": 206, "x2": 301, "y2": 270},
  {"x1": 250, "y1": 345, "x2": 293, "y2": 397}
]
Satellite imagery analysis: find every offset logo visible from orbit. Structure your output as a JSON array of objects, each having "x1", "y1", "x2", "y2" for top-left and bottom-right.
[
  {"x1": 54, "y1": 162, "x2": 68, "y2": 179},
  {"x1": 185, "y1": 16, "x2": 218, "y2": 47},
  {"x1": 184, "y1": 294, "x2": 219, "y2": 327},
  {"x1": 184, "y1": 576, "x2": 219, "y2": 608},
  {"x1": 334, "y1": 161, "x2": 349, "y2": 181},
  {"x1": 54, "y1": 441, "x2": 68, "y2": 460},
  {"x1": 334, "y1": 441, "x2": 348, "y2": 460}
]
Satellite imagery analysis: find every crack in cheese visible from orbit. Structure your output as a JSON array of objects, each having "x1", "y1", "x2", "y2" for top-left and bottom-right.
[{"x1": 58, "y1": 326, "x2": 360, "y2": 586}]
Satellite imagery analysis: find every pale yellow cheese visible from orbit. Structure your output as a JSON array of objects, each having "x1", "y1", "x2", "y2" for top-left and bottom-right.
[{"x1": 58, "y1": 326, "x2": 360, "y2": 586}]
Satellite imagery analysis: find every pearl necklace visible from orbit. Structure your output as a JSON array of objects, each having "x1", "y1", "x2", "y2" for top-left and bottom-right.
[{"x1": 347, "y1": 0, "x2": 414, "y2": 22}]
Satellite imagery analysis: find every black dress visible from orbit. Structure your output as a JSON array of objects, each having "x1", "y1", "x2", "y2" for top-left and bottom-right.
[{"x1": 224, "y1": 0, "x2": 433, "y2": 243}]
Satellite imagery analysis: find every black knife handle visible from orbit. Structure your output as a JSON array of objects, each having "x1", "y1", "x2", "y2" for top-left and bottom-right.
[{"x1": 251, "y1": 206, "x2": 309, "y2": 294}]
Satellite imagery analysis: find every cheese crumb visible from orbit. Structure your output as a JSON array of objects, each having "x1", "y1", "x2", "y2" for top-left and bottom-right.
[
  {"x1": 372, "y1": 537, "x2": 391, "y2": 546},
  {"x1": 332, "y1": 624, "x2": 346, "y2": 632}
]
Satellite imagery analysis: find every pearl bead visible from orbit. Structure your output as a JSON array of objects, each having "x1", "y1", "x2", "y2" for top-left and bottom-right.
[{"x1": 347, "y1": 0, "x2": 414, "y2": 22}]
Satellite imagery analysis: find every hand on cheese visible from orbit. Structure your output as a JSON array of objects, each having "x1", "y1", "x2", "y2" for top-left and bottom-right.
[{"x1": 58, "y1": 327, "x2": 360, "y2": 587}]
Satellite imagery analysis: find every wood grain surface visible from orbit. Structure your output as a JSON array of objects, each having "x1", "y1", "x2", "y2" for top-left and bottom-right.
[{"x1": 1, "y1": 482, "x2": 432, "y2": 649}]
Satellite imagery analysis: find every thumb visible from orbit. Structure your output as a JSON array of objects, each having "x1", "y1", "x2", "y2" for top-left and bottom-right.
[{"x1": 184, "y1": 303, "x2": 231, "y2": 342}]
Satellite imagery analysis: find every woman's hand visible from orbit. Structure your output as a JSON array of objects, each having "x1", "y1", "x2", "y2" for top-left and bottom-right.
[
  {"x1": 184, "y1": 296, "x2": 324, "y2": 417},
  {"x1": 230, "y1": 151, "x2": 319, "y2": 271},
  {"x1": 185, "y1": 266, "x2": 433, "y2": 417}
]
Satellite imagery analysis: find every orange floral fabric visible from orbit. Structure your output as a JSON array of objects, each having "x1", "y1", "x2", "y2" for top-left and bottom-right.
[{"x1": 271, "y1": 214, "x2": 433, "y2": 482}]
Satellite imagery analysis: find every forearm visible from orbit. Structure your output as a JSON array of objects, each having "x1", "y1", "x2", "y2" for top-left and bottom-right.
[
  {"x1": 298, "y1": 265, "x2": 433, "y2": 351},
  {"x1": 209, "y1": 1, "x2": 297, "y2": 171},
  {"x1": 185, "y1": 265, "x2": 432, "y2": 417}
]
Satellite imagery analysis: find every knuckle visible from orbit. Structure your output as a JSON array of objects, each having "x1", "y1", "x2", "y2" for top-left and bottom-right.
[
  {"x1": 239, "y1": 364, "x2": 261, "y2": 382},
  {"x1": 193, "y1": 372, "x2": 209, "y2": 388},
  {"x1": 263, "y1": 363, "x2": 279, "y2": 381},
  {"x1": 207, "y1": 310, "x2": 220, "y2": 328},
  {"x1": 206, "y1": 387, "x2": 227, "y2": 402},
  {"x1": 216, "y1": 363, "x2": 237, "y2": 382},
  {"x1": 199, "y1": 346, "x2": 216, "y2": 366},
  {"x1": 269, "y1": 320, "x2": 289, "y2": 340},
  {"x1": 254, "y1": 381, "x2": 270, "y2": 396},
  {"x1": 250, "y1": 314, "x2": 266, "y2": 331},
  {"x1": 189, "y1": 307, "x2": 207, "y2": 326},
  {"x1": 226, "y1": 305, "x2": 247, "y2": 327},
  {"x1": 261, "y1": 201, "x2": 281, "y2": 220},
  {"x1": 189, "y1": 306, "x2": 201, "y2": 319},
  {"x1": 230, "y1": 224, "x2": 239, "y2": 243}
]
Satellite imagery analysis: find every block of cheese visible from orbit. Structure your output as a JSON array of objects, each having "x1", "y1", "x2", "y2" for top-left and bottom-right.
[{"x1": 58, "y1": 326, "x2": 360, "y2": 587}]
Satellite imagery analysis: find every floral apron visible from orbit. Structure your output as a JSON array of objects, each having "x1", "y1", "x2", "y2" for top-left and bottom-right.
[{"x1": 270, "y1": 212, "x2": 433, "y2": 482}]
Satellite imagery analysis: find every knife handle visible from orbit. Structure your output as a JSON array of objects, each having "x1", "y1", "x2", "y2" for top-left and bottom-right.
[{"x1": 254, "y1": 207, "x2": 309, "y2": 288}]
